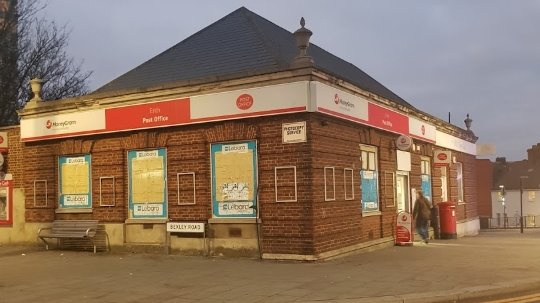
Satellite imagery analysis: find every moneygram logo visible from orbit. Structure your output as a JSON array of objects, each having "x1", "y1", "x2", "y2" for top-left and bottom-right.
[
  {"x1": 333, "y1": 93, "x2": 355, "y2": 108},
  {"x1": 45, "y1": 120, "x2": 76, "y2": 129}
]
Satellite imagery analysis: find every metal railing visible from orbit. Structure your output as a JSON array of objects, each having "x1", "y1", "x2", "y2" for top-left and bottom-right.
[{"x1": 482, "y1": 215, "x2": 540, "y2": 229}]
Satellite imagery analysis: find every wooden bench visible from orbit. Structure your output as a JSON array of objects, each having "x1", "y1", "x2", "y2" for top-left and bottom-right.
[{"x1": 38, "y1": 220, "x2": 103, "y2": 253}]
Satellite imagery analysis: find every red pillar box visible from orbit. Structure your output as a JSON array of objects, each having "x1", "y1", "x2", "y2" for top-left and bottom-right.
[
  {"x1": 438, "y1": 201, "x2": 457, "y2": 239},
  {"x1": 395, "y1": 211, "x2": 413, "y2": 246}
]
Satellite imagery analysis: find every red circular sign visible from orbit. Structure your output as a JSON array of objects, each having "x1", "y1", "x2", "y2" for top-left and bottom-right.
[
  {"x1": 334, "y1": 94, "x2": 340, "y2": 104},
  {"x1": 236, "y1": 94, "x2": 253, "y2": 110},
  {"x1": 437, "y1": 153, "x2": 448, "y2": 161},
  {"x1": 0, "y1": 136, "x2": 3, "y2": 144},
  {"x1": 46, "y1": 120, "x2": 52, "y2": 129}
]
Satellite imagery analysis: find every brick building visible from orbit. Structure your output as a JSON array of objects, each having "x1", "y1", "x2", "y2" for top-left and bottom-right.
[{"x1": 2, "y1": 8, "x2": 479, "y2": 259}]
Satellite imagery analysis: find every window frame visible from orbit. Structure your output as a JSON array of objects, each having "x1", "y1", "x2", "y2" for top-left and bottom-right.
[
  {"x1": 360, "y1": 144, "x2": 380, "y2": 214},
  {"x1": 455, "y1": 162, "x2": 464, "y2": 203}
]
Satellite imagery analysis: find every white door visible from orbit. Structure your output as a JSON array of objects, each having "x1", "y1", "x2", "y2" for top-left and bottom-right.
[{"x1": 396, "y1": 173, "x2": 410, "y2": 213}]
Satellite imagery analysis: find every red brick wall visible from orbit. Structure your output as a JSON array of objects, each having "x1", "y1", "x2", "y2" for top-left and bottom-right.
[
  {"x1": 476, "y1": 159, "x2": 493, "y2": 218},
  {"x1": 19, "y1": 114, "x2": 316, "y2": 254},
  {"x1": 16, "y1": 111, "x2": 479, "y2": 255}
]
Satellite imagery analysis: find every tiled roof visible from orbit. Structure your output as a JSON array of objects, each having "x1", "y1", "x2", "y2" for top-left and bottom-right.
[{"x1": 95, "y1": 7, "x2": 413, "y2": 108}]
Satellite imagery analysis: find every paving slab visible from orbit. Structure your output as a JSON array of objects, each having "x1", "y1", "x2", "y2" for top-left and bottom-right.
[{"x1": 1, "y1": 229, "x2": 540, "y2": 303}]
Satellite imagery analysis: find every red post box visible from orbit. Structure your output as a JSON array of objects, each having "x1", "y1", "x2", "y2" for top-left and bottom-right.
[{"x1": 438, "y1": 201, "x2": 457, "y2": 239}]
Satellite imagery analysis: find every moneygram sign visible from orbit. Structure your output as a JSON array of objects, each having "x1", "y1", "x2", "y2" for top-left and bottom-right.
[
  {"x1": 334, "y1": 93, "x2": 355, "y2": 109},
  {"x1": 46, "y1": 119, "x2": 77, "y2": 129},
  {"x1": 21, "y1": 109, "x2": 106, "y2": 141},
  {"x1": 314, "y1": 82, "x2": 368, "y2": 123}
]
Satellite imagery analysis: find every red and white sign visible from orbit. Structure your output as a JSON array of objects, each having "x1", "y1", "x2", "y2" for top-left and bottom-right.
[
  {"x1": 368, "y1": 103, "x2": 409, "y2": 134},
  {"x1": 409, "y1": 117, "x2": 436, "y2": 143},
  {"x1": 314, "y1": 82, "x2": 369, "y2": 123},
  {"x1": 105, "y1": 98, "x2": 190, "y2": 131},
  {"x1": 433, "y1": 150, "x2": 452, "y2": 166},
  {"x1": 0, "y1": 132, "x2": 7, "y2": 152},
  {"x1": 190, "y1": 81, "x2": 308, "y2": 122},
  {"x1": 395, "y1": 211, "x2": 413, "y2": 246},
  {"x1": 396, "y1": 135, "x2": 413, "y2": 151},
  {"x1": 236, "y1": 94, "x2": 254, "y2": 110}
]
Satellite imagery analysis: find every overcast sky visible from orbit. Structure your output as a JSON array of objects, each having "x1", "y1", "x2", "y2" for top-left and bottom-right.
[{"x1": 42, "y1": 0, "x2": 540, "y2": 161}]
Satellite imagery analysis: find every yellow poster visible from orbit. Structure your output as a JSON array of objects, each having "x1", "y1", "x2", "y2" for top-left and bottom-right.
[
  {"x1": 214, "y1": 150, "x2": 254, "y2": 202},
  {"x1": 61, "y1": 162, "x2": 89, "y2": 194},
  {"x1": 132, "y1": 156, "x2": 165, "y2": 203}
]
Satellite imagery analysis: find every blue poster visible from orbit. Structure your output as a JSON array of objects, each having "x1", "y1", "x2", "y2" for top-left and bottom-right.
[
  {"x1": 58, "y1": 155, "x2": 92, "y2": 209},
  {"x1": 361, "y1": 170, "x2": 379, "y2": 212},
  {"x1": 128, "y1": 149, "x2": 167, "y2": 219},
  {"x1": 211, "y1": 141, "x2": 258, "y2": 218},
  {"x1": 421, "y1": 174, "x2": 432, "y2": 204}
]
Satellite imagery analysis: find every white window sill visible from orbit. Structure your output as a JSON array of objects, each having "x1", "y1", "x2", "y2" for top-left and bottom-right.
[{"x1": 362, "y1": 211, "x2": 382, "y2": 217}]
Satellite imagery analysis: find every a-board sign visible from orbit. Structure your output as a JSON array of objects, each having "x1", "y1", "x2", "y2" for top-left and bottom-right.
[
  {"x1": 167, "y1": 222, "x2": 205, "y2": 233},
  {"x1": 395, "y1": 211, "x2": 413, "y2": 246}
]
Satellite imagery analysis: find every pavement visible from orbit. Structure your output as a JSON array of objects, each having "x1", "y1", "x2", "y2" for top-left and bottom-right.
[{"x1": 1, "y1": 229, "x2": 540, "y2": 303}]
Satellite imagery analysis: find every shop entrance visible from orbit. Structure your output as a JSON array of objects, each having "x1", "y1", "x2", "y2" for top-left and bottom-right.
[{"x1": 396, "y1": 172, "x2": 410, "y2": 213}]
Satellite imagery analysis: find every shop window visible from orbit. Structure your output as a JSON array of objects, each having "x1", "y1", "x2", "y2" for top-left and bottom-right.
[
  {"x1": 344, "y1": 168, "x2": 354, "y2": 200},
  {"x1": 440, "y1": 166, "x2": 448, "y2": 201},
  {"x1": 456, "y1": 162, "x2": 464, "y2": 202},
  {"x1": 528, "y1": 191, "x2": 536, "y2": 202},
  {"x1": 275, "y1": 166, "x2": 297, "y2": 202},
  {"x1": 360, "y1": 145, "x2": 379, "y2": 213},
  {"x1": 58, "y1": 155, "x2": 92, "y2": 212},
  {"x1": 324, "y1": 167, "x2": 336, "y2": 201},
  {"x1": 420, "y1": 157, "x2": 432, "y2": 203},
  {"x1": 99, "y1": 176, "x2": 116, "y2": 206},
  {"x1": 177, "y1": 172, "x2": 196, "y2": 205}
]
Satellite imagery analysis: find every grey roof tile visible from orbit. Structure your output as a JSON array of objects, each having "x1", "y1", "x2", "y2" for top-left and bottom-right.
[{"x1": 96, "y1": 7, "x2": 413, "y2": 108}]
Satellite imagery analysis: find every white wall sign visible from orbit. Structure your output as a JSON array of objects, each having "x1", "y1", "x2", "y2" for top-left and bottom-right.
[
  {"x1": 397, "y1": 150, "x2": 411, "y2": 171},
  {"x1": 409, "y1": 117, "x2": 436, "y2": 143},
  {"x1": 190, "y1": 81, "x2": 309, "y2": 121},
  {"x1": 20, "y1": 109, "x2": 106, "y2": 141},
  {"x1": 167, "y1": 222, "x2": 205, "y2": 233},
  {"x1": 282, "y1": 121, "x2": 306, "y2": 143},
  {"x1": 435, "y1": 130, "x2": 476, "y2": 155}
]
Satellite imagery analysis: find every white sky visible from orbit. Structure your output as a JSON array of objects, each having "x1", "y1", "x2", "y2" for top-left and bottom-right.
[{"x1": 43, "y1": 0, "x2": 540, "y2": 161}]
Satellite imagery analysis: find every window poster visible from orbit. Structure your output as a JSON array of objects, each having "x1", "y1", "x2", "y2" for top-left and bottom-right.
[
  {"x1": 421, "y1": 174, "x2": 432, "y2": 205},
  {"x1": 58, "y1": 155, "x2": 91, "y2": 209},
  {"x1": 211, "y1": 141, "x2": 258, "y2": 218},
  {"x1": 128, "y1": 149, "x2": 167, "y2": 219},
  {"x1": 361, "y1": 170, "x2": 379, "y2": 212},
  {"x1": 0, "y1": 180, "x2": 13, "y2": 225}
]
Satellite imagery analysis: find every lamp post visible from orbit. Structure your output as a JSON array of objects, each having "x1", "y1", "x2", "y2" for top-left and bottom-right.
[
  {"x1": 519, "y1": 176, "x2": 528, "y2": 233},
  {"x1": 499, "y1": 185, "x2": 506, "y2": 228}
]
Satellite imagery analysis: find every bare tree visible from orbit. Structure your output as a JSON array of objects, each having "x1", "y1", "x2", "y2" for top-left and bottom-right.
[{"x1": 0, "y1": 0, "x2": 92, "y2": 125}]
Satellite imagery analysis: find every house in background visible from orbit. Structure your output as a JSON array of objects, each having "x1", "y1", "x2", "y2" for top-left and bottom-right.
[{"x1": 490, "y1": 144, "x2": 540, "y2": 228}]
